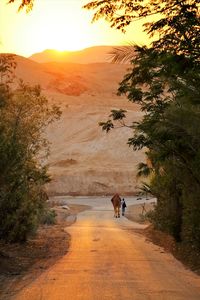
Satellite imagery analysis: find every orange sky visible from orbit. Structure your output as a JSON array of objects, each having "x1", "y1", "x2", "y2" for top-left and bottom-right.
[{"x1": 0, "y1": 0, "x2": 150, "y2": 57}]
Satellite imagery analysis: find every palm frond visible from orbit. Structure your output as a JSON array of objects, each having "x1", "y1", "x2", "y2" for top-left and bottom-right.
[
  {"x1": 137, "y1": 162, "x2": 152, "y2": 178},
  {"x1": 139, "y1": 182, "x2": 152, "y2": 195},
  {"x1": 109, "y1": 43, "x2": 137, "y2": 63}
]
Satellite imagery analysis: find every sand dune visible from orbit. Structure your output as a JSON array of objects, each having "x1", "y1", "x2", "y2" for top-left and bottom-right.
[{"x1": 11, "y1": 53, "x2": 144, "y2": 195}]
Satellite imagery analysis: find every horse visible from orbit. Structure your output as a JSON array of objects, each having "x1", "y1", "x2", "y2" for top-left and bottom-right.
[{"x1": 111, "y1": 193, "x2": 121, "y2": 218}]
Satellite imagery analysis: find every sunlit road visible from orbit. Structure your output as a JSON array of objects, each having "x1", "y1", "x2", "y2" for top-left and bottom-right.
[{"x1": 14, "y1": 197, "x2": 200, "y2": 300}]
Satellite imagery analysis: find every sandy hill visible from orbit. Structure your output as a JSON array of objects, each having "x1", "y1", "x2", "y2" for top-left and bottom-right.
[
  {"x1": 29, "y1": 46, "x2": 116, "y2": 64},
  {"x1": 9, "y1": 53, "x2": 144, "y2": 195}
]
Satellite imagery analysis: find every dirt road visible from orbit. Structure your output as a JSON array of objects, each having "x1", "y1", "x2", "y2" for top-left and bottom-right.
[{"x1": 13, "y1": 197, "x2": 200, "y2": 300}]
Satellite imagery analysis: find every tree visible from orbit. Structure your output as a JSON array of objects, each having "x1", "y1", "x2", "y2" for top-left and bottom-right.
[
  {"x1": 84, "y1": 0, "x2": 200, "y2": 57},
  {"x1": 84, "y1": 0, "x2": 200, "y2": 247},
  {"x1": 0, "y1": 55, "x2": 61, "y2": 242}
]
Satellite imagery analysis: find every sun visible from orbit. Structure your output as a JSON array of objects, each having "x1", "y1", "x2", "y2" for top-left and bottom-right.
[
  {"x1": 27, "y1": 0, "x2": 97, "y2": 53},
  {"x1": 35, "y1": 23, "x2": 92, "y2": 52}
]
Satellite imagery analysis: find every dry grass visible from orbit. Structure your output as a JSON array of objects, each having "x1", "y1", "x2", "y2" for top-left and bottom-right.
[{"x1": 125, "y1": 202, "x2": 155, "y2": 224}]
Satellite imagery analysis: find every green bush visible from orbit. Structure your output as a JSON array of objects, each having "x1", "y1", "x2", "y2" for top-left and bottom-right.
[
  {"x1": 0, "y1": 55, "x2": 61, "y2": 242},
  {"x1": 41, "y1": 209, "x2": 57, "y2": 225}
]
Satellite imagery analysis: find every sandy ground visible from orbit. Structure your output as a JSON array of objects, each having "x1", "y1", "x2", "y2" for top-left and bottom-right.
[
  {"x1": 12, "y1": 55, "x2": 145, "y2": 195},
  {"x1": 11, "y1": 196, "x2": 200, "y2": 300},
  {"x1": 0, "y1": 203, "x2": 90, "y2": 300}
]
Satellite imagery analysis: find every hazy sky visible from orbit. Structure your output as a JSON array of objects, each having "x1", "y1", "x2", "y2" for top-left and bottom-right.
[{"x1": 0, "y1": 0, "x2": 150, "y2": 57}]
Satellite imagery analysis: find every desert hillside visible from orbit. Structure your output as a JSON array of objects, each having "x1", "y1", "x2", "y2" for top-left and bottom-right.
[
  {"x1": 29, "y1": 46, "x2": 115, "y2": 64},
  {"x1": 12, "y1": 53, "x2": 144, "y2": 195}
]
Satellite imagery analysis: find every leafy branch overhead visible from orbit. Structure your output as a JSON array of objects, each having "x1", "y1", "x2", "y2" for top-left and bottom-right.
[
  {"x1": 109, "y1": 109, "x2": 126, "y2": 120},
  {"x1": 83, "y1": 0, "x2": 159, "y2": 32},
  {"x1": 8, "y1": 0, "x2": 34, "y2": 12},
  {"x1": 84, "y1": 0, "x2": 200, "y2": 59},
  {"x1": 99, "y1": 109, "x2": 135, "y2": 132},
  {"x1": 99, "y1": 120, "x2": 114, "y2": 133}
]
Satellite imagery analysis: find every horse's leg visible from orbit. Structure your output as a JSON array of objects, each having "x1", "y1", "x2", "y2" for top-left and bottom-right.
[
  {"x1": 117, "y1": 206, "x2": 120, "y2": 218},
  {"x1": 114, "y1": 207, "x2": 117, "y2": 218}
]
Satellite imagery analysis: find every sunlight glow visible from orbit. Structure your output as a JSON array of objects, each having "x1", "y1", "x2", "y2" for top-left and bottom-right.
[{"x1": 0, "y1": 0, "x2": 150, "y2": 57}]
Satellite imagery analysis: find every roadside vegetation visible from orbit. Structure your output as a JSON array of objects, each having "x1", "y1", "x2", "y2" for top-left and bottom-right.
[
  {"x1": 0, "y1": 203, "x2": 90, "y2": 299},
  {"x1": 84, "y1": 0, "x2": 200, "y2": 254},
  {"x1": 0, "y1": 54, "x2": 61, "y2": 242}
]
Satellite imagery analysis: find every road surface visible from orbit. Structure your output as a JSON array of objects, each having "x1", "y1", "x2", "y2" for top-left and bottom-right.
[{"x1": 13, "y1": 197, "x2": 200, "y2": 300}]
